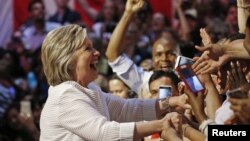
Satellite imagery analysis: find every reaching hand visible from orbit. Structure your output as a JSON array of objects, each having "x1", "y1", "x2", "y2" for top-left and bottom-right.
[
  {"x1": 125, "y1": 0, "x2": 145, "y2": 13},
  {"x1": 200, "y1": 28, "x2": 212, "y2": 46},
  {"x1": 227, "y1": 61, "x2": 250, "y2": 92},
  {"x1": 195, "y1": 41, "x2": 224, "y2": 57},
  {"x1": 227, "y1": 61, "x2": 250, "y2": 124},
  {"x1": 168, "y1": 112, "x2": 183, "y2": 132},
  {"x1": 184, "y1": 88, "x2": 207, "y2": 124},
  {"x1": 170, "y1": 94, "x2": 191, "y2": 109},
  {"x1": 193, "y1": 39, "x2": 246, "y2": 74},
  {"x1": 174, "y1": 0, "x2": 183, "y2": 9},
  {"x1": 193, "y1": 31, "x2": 227, "y2": 74},
  {"x1": 161, "y1": 112, "x2": 183, "y2": 141},
  {"x1": 19, "y1": 114, "x2": 38, "y2": 132},
  {"x1": 237, "y1": 0, "x2": 250, "y2": 7},
  {"x1": 192, "y1": 49, "x2": 230, "y2": 74}
]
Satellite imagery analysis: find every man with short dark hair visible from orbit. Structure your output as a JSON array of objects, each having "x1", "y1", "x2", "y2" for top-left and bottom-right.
[
  {"x1": 20, "y1": 0, "x2": 61, "y2": 52},
  {"x1": 148, "y1": 70, "x2": 180, "y2": 98}
]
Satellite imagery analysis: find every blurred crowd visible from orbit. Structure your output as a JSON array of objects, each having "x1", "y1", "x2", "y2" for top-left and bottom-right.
[{"x1": 0, "y1": 0, "x2": 249, "y2": 141}]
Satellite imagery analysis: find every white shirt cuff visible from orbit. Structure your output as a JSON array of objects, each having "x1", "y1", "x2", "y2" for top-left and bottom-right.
[
  {"x1": 108, "y1": 54, "x2": 133, "y2": 75},
  {"x1": 120, "y1": 122, "x2": 135, "y2": 140}
]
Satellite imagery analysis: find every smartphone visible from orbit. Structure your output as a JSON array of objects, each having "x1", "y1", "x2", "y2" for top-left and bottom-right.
[
  {"x1": 20, "y1": 100, "x2": 32, "y2": 117},
  {"x1": 228, "y1": 88, "x2": 248, "y2": 99},
  {"x1": 175, "y1": 55, "x2": 194, "y2": 69},
  {"x1": 159, "y1": 85, "x2": 172, "y2": 98},
  {"x1": 176, "y1": 64, "x2": 205, "y2": 94}
]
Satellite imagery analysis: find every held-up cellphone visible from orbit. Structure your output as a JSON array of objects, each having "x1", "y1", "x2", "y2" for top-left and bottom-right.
[
  {"x1": 175, "y1": 55, "x2": 194, "y2": 69},
  {"x1": 159, "y1": 85, "x2": 172, "y2": 98},
  {"x1": 20, "y1": 100, "x2": 32, "y2": 117},
  {"x1": 176, "y1": 64, "x2": 205, "y2": 95},
  {"x1": 228, "y1": 88, "x2": 248, "y2": 99}
]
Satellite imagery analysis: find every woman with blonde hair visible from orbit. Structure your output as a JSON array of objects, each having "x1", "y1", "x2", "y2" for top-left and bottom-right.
[{"x1": 39, "y1": 0, "x2": 183, "y2": 141}]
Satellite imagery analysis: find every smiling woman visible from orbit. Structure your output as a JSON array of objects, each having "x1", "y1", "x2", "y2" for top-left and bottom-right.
[
  {"x1": 73, "y1": 38, "x2": 100, "y2": 87},
  {"x1": 39, "y1": 23, "x2": 183, "y2": 141},
  {"x1": 41, "y1": 24, "x2": 88, "y2": 86}
]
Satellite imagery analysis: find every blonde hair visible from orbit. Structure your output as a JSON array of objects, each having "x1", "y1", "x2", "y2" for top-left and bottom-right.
[{"x1": 41, "y1": 24, "x2": 87, "y2": 86}]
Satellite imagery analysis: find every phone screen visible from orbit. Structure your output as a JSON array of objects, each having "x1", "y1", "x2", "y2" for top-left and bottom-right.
[
  {"x1": 175, "y1": 56, "x2": 194, "y2": 69},
  {"x1": 159, "y1": 85, "x2": 172, "y2": 98},
  {"x1": 179, "y1": 57, "x2": 194, "y2": 66},
  {"x1": 177, "y1": 65, "x2": 204, "y2": 94},
  {"x1": 20, "y1": 101, "x2": 32, "y2": 117}
]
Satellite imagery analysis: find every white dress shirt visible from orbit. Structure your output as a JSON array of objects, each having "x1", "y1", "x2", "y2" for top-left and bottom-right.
[
  {"x1": 40, "y1": 81, "x2": 157, "y2": 141},
  {"x1": 215, "y1": 96, "x2": 234, "y2": 124},
  {"x1": 108, "y1": 54, "x2": 153, "y2": 98}
]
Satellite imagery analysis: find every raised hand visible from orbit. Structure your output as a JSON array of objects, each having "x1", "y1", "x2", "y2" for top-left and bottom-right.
[
  {"x1": 200, "y1": 28, "x2": 212, "y2": 46},
  {"x1": 227, "y1": 61, "x2": 250, "y2": 93},
  {"x1": 19, "y1": 114, "x2": 37, "y2": 131},
  {"x1": 174, "y1": 0, "x2": 183, "y2": 9},
  {"x1": 125, "y1": 0, "x2": 145, "y2": 13},
  {"x1": 192, "y1": 50, "x2": 229, "y2": 74},
  {"x1": 237, "y1": 0, "x2": 250, "y2": 7},
  {"x1": 193, "y1": 38, "x2": 248, "y2": 74},
  {"x1": 19, "y1": 113, "x2": 40, "y2": 141},
  {"x1": 194, "y1": 41, "x2": 224, "y2": 57},
  {"x1": 193, "y1": 31, "x2": 227, "y2": 75}
]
